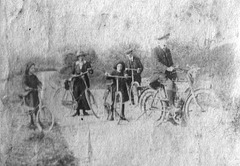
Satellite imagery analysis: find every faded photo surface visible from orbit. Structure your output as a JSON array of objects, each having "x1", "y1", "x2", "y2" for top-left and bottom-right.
[{"x1": 0, "y1": 0, "x2": 240, "y2": 165}]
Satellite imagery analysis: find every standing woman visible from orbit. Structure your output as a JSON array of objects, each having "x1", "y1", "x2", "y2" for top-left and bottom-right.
[
  {"x1": 71, "y1": 51, "x2": 93, "y2": 117},
  {"x1": 22, "y1": 62, "x2": 42, "y2": 128},
  {"x1": 105, "y1": 61, "x2": 129, "y2": 121}
]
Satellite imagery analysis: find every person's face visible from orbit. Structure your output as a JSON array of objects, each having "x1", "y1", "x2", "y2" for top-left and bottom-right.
[
  {"x1": 78, "y1": 56, "x2": 84, "y2": 61},
  {"x1": 116, "y1": 64, "x2": 123, "y2": 72},
  {"x1": 126, "y1": 53, "x2": 133, "y2": 59},
  {"x1": 29, "y1": 65, "x2": 35, "y2": 74},
  {"x1": 158, "y1": 40, "x2": 167, "y2": 49}
]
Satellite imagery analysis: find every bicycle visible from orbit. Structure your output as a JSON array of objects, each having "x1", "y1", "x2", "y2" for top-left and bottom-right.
[
  {"x1": 16, "y1": 88, "x2": 54, "y2": 132},
  {"x1": 125, "y1": 68, "x2": 142, "y2": 106},
  {"x1": 139, "y1": 65, "x2": 223, "y2": 130},
  {"x1": 104, "y1": 73, "x2": 131, "y2": 124},
  {"x1": 53, "y1": 70, "x2": 99, "y2": 119}
]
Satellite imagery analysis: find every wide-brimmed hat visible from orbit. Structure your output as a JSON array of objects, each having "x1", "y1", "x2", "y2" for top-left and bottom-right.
[
  {"x1": 76, "y1": 51, "x2": 86, "y2": 57},
  {"x1": 156, "y1": 33, "x2": 170, "y2": 41},
  {"x1": 125, "y1": 48, "x2": 134, "y2": 55}
]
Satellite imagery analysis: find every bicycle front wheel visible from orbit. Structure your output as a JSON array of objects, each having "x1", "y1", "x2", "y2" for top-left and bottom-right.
[
  {"x1": 36, "y1": 106, "x2": 54, "y2": 132},
  {"x1": 114, "y1": 92, "x2": 123, "y2": 124},
  {"x1": 85, "y1": 90, "x2": 99, "y2": 119},
  {"x1": 130, "y1": 82, "x2": 140, "y2": 106},
  {"x1": 184, "y1": 89, "x2": 223, "y2": 132}
]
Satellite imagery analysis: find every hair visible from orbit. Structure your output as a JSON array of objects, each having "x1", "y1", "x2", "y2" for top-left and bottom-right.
[
  {"x1": 24, "y1": 61, "x2": 35, "y2": 75},
  {"x1": 113, "y1": 61, "x2": 125, "y2": 73}
]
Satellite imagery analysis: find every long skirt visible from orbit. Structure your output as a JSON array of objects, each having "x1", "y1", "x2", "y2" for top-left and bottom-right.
[{"x1": 72, "y1": 77, "x2": 90, "y2": 111}]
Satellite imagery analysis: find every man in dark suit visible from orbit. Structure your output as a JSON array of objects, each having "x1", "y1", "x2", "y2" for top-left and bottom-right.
[
  {"x1": 125, "y1": 48, "x2": 144, "y2": 104},
  {"x1": 150, "y1": 34, "x2": 177, "y2": 107},
  {"x1": 125, "y1": 48, "x2": 144, "y2": 84}
]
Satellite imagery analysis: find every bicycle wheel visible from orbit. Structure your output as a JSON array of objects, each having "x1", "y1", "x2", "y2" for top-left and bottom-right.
[
  {"x1": 52, "y1": 88, "x2": 77, "y2": 118},
  {"x1": 12, "y1": 105, "x2": 26, "y2": 131},
  {"x1": 36, "y1": 105, "x2": 54, "y2": 132},
  {"x1": 139, "y1": 88, "x2": 155, "y2": 112},
  {"x1": 184, "y1": 89, "x2": 223, "y2": 132},
  {"x1": 143, "y1": 92, "x2": 166, "y2": 125},
  {"x1": 114, "y1": 92, "x2": 123, "y2": 124},
  {"x1": 85, "y1": 89, "x2": 99, "y2": 119},
  {"x1": 130, "y1": 82, "x2": 140, "y2": 106}
]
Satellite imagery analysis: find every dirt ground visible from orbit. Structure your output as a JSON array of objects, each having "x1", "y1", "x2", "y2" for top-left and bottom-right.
[{"x1": 1, "y1": 71, "x2": 240, "y2": 166}]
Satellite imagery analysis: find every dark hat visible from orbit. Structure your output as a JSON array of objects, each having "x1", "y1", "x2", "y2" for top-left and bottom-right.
[
  {"x1": 156, "y1": 33, "x2": 170, "y2": 41},
  {"x1": 125, "y1": 48, "x2": 134, "y2": 55},
  {"x1": 76, "y1": 51, "x2": 86, "y2": 57}
]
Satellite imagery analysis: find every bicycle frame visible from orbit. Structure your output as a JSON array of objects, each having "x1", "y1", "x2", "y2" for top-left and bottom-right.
[
  {"x1": 105, "y1": 74, "x2": 130, "y2": 121},
  {"x1": 175, "y1": 66, "x2": 204, "y2": 112}
]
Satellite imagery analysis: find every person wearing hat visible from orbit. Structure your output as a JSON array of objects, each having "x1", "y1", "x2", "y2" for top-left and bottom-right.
[
  {"x1": 105, "y1": 61, "x2": 129, "y2": 121},
  {"x1": 150, "y1": 34, "x2": 177, "y2": 108},
  {"x1": 22, "y1": 61, "x2": 42, "y2": 129},
  {"x1": 71, "y1": 51, "x2": 93, "y2": 117},
  {"x1": 124, "y1": 48, "x2": 144, "y2": 104}
]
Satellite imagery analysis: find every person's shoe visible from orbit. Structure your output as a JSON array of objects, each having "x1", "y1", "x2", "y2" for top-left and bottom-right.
[
  {"x1": 120, "y1": 116, "x2": 127, "y2": 121},
  {"x1": 28, "y1": 123, "x2": 36, "y2": 130},
  {"x1": 72, "y1": 112, "x2": 79, "y2": 117},
  {"x1": 83, "y1": 111, "x2": 89, "y2": 116},
  {"x1": 109, "y1": 116, "x2": 114, "y2": 121}
]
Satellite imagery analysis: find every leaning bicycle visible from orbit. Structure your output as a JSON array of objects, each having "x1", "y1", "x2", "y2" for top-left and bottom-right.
[
  {"x1": 52, "y1": 70, "x2": 99, "y2": 119},
  {"x1": 16, "y1": 89, "x2": 54, "y2": 132},
  {"x1": 139, "y1": 65, "x2": 223, "y2": 131}
]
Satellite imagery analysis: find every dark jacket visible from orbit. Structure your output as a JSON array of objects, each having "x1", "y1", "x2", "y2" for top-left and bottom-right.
[
  {"x1": 107, "y1": 62, "x2": 129, "y2": 103},
  {"x1": 125, "y1": 56, "x2": 143, "y2": 84},
  {"x1": 152, "y1": 46, "x2": 176, "y2": 80},
  {"x1": 72, "y1": 61, "x2": 93, "y2": 88},
  {"x1": 22, "y1": 62, "x2": 42, "y2": 108}
]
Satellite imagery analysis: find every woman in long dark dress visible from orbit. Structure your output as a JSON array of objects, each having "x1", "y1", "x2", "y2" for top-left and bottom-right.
[
  {"x1": 22, "y1": 62, "x2": 42, "y2": 128},
  {"x1": 105, "y1": 61, "x2": 129, "y2": 121},
  {"x1": 71, "y1": 51, "x2": 93, "y2": 117}
]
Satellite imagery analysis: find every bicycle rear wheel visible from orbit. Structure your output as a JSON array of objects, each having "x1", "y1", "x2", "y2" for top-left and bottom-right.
[
  {"x1": 85, "y1": 89, "x2": 99, "y2": 119},
  {"x1": 36, "y1": 105, "x2": 54, "y2": 132},
  {"x1": 143, "y1": 92, "x2": 166, "y2": 125},
  {"x1": 139, "y1": 88, "x2": 155, "y2": 112},
  {"x1": 12, "y1": 105, "x2": 26, "y2": 131},
  {"x1": 52, "y1": 88, "x2": 77, "y2": 118},
  {"x1": 114, "y1": 92, "x2": 123, "y2": 124}
]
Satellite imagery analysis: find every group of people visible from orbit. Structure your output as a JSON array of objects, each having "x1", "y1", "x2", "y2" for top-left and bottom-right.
[{"x1": 21, "y1": 33, "x2": 179, "y2": 127}]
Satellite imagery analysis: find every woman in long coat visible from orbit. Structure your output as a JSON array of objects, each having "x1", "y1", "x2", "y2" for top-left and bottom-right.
[
  {"x1": 106, "y1": 61, "x2": 129, "y2": 121},
  {"x1": 22, "y1": 62, "x2": 42, "y2": 128},
  {"x1": 71, "y1": 51, "x2": 93, "y2": 117}
]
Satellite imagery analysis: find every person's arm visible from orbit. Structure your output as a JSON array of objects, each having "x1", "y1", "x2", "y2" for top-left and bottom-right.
[
  {"x1": 22, "y1": 76, "x2": 32, "y2": 91},
  {"x1": 72, "y1": 62, "x2": 76, "y2": 74},
  {"x1": 36, "y1": 76, "x2": 42, "y2": 89},
  {"x1": 137, "y1": 58, "x2": 144, "y2": 74},
  {"x1": 151, "y1": 48, "x2": 168, "y2": 72},
  {"x1": 86, "y1": 62, "x2": 93, "y2": 74}
]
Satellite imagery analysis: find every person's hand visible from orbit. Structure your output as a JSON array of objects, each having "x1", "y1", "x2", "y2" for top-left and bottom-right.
[
  {"x1": 166, "y1": 66, "x2": 174, "y2": 72},
  {"x1": 124, "y1": 74, "x2": 128, "y2": 78},
  {"x1": 137, "y1": 68, "x2": 141, "y2": 73},
  {"x1": 105, "y1": 72, "x2": 110, "y2": 76}
]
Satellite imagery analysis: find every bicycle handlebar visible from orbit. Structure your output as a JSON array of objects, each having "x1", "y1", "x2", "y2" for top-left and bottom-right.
[
  {"x1": 71, "y1": 70, "x2": 89, "y2": 78},
  {"x1": 125, "y1": 68, "x2": 138, "y2": 71},
  {"x1": 106, "y1": 75, "x2": 131, "y2": 79}
]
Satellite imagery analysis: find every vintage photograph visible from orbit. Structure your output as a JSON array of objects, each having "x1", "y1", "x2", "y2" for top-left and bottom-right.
[{"x1": 0, "y1": 0, "x2": 240, "y2": 165}]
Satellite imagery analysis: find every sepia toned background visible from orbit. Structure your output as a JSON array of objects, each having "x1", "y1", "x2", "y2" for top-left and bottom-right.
[{"x1": 0, "y1": 0, "x2": 240, "y2": 165}]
